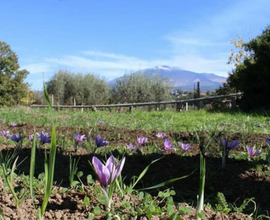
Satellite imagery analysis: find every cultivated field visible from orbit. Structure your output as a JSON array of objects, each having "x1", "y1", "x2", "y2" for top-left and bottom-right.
[{"x1": 0, "y1": 107, "x2": 270, "y2": 220}]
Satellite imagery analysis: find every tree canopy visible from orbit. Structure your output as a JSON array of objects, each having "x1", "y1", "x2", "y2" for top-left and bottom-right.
[
  {"x1": 110, "y1": 72, "x2": 172, "y2": 103},
  {"x1": 0, "y1": 41, "x2": 29, "y2": 106},
  {"x1": 47, "y1": 70, "x2": 173, "y2": 105},
  {"x1": 46, "y1": 70, "x2": 109, "y2": 105},
  {"x1": 219, "y1": 26, "x2": 270, "y2": 110}
]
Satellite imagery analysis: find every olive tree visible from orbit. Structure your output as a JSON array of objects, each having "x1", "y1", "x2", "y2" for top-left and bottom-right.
[
  {"x1": 47, "y1": 70, "x2": 109, "y2": 105},
  {"x1": 110, "y1": 72, "x2": 172, "y2": 103}
]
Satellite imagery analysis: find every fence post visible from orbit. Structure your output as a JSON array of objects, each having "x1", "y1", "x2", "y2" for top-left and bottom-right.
[
  {"x1": 73, "y1": 97, "x2": 75, "y2": 112},
  {"x1": 163, "y1": 104, "x2": 166, "y2": 110},
  {"x1": 197, "y1": 82, "x2": 201, "y2": 110},
  {"x1": 231, "y1": 96, "x2": 236, "y2": 109},
  {"x1": 51, "y1": 94, "x2": 54, "y2": 106},
  {"x1": 129, "y1": 106, "x2": 134, "y2": 113},
  {"x1": 176, "y1": 103, "x2": 181, "y2": 112},
  {"x1": 81, "y1": 104, "x2": 84, "y2": 112},
  {"x1": 185, "y1": 102, "x2": 189, "y2": 111}
]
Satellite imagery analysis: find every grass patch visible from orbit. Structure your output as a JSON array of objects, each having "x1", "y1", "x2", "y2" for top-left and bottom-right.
[{"x1": 0, "y1": 107, "x2": 270, "y2": 134}]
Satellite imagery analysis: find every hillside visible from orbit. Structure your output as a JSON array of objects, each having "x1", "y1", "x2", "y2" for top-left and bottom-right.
[{"x1": 110, "y1": 65, "x2": 227, "y2": 92}]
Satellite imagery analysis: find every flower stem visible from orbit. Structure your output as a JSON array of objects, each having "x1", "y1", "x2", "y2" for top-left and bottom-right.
[{"x1": 196, "y1": 151, "x2": 206, "y2": 220}]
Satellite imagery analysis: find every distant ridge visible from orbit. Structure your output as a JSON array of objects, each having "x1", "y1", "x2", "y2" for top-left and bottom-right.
[{"x1": 110, "y1": 66, "x2": 227, "y2": 92}]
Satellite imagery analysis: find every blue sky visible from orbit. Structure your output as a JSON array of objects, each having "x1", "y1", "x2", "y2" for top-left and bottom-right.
[{"x1": 1, "y1": 0, "x2": 270, "y2": 90}]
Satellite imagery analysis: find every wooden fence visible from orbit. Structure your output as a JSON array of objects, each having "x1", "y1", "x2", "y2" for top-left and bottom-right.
[{"x1": 30, "y1": 93, "x2": 242, "y2": 112}]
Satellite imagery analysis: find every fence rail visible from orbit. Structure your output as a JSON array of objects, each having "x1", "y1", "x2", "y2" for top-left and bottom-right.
[{"x1": 30, "y1": 93, "x2": 242, "y2": 112}]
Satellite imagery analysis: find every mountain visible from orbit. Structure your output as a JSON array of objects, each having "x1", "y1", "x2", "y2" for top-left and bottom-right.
[
  {"x1": 140, "y1": 66, "x2": 227, "y2": 92},
  {"x1": 110, "y1": 66, "x2": 227, "y2": 92}
]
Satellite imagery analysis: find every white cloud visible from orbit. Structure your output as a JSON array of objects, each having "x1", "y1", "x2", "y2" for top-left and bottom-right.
[
  {"x1": 43, "y1": 50, "x2": 230, "y2": 79},
  {"x1": 82, "y1": 51, "x2": 139, "y2": 61},
  {"x1": 45, "y1": 54, "x2": 163, "y2": 75},
  {"x1": 165, "y1": 37, "x2": 228, "y2": 47},
  {"x1": 21, "y1": 63, "x2": 52, "y2": 74},
  {"x1": 169, "y1": 55, "x2": 230, "y2": 76}
]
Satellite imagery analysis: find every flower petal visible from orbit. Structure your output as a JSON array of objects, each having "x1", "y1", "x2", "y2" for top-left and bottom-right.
[
  {"x1": 106, "y1": 156, "x2": 115, "y2": 173},
  {"x1": 92, "y1": 156, "x2": 110, "y2": 187},
  {"x1": 253, "y1": 150, "x2": 261, "y2": 157},
  {"x1": 230, "y1": 140, "x2": 239, "y2": 149},
  {"x1": 114, "y1": 157, "x2": 126, "y2": 181},
  {"x1": 221, "y1": 139, "x2": 228, "y2": 147}
]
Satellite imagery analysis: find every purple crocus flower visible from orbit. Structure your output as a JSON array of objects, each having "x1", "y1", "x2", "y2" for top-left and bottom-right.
[
  {"x1": 126, "y1": 143, "x2": 138, "y2": 150},
  {"x1": 29, "y1": 135, "x2": 34, "y2": 142},
  {"x1": 10, "y1": 123, "x2": 18, "y2": 127},
  {"x1": 137, "y1": 137, "x2": 148, "y2": 145},
  {"x1": 164, "y1": 138, "x2": 174, "y2": 151},
  {"x1": 95, "y1": 135, "x2": 108, "y2": 147},
  {"x1": 74, "y1": 133, "x2": 87, "y2": 144},
  {"x1": 0, "y1": 130, "x2": 10, "y2": 139},
  {"x1": 266, "y1": 139, "x2": 270, "y2": 165},
  {"x1": 92, "y1": 156, "x2": 125, "y2": 188},
  {"x1": 220, "y1": 139, "x2": 239, "y2": 168},
  {"x1": 73, "y1": 133, "x2": 87, "y2": 151},
  {"x1": 246, "y1": 146, "x2": 261, "y2": 158},
  {"x1": 156, "y1": 132, "x2": 166, "y2": 138},
  {"x1": 37, "y1": 132, "x2": 51, "y2": 145},
  {"x1": 98, "y1": 120, "x2": 104, "y2": 125},
  {"x1": 221, "y1": 139, "x2": 239, "y2": 151},
  {"x1": 178, "y1": 142, "x2": 192, "y2": 151},
  {"x1": 11, "y1": 134, "x2": 23, "y2": 143}
]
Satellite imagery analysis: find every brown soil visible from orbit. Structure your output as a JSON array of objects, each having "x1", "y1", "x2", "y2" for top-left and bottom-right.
[
  {"x1": 0, "y1": 179, "x2": 253, "y2": 220},
  {"x1": 1, "y1": 123, "x2": 270, "y2": 152},
  {"x1": 0, "y1": 123, "x2": 269, "y2": 219}
]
